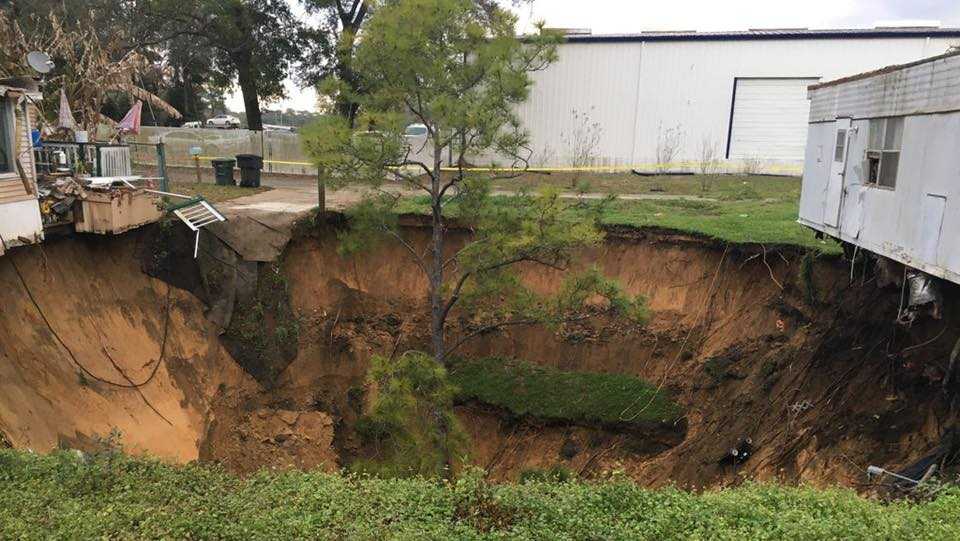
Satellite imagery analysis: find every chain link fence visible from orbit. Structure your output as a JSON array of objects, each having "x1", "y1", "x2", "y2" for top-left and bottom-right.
[{"x1": 130, "y1": 127, "x2": 317, "y2": 177}]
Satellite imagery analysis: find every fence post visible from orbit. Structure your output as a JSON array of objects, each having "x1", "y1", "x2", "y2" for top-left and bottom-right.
[
  {"x1": 94, "y1": 144, "x2": 103, "y2": 176},
  {"x1": 157, "y1": 141, "x2": 169, "y2": 192},
  {"x1": 317, "y1": 168, "x2": 325, "y2": 215}
]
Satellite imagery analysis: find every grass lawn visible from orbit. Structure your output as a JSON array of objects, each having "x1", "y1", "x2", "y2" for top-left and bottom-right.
[
  {"x1": 449, "y1": 357, "x2": 681, "y2": 425},
  {"x1": 2, "y1": 449, "x2": 959, "y2": 539},
  {"x1": 490, "y1": 172, "x2": 802, "y2": 200},
  {"x1": 396, "y1": 173, "x2": 839, "y2": 253},
  {"x1": 167, "y1": 181, "x2": 272, "y2": 203},
  {"x1": 599, "y1": 198, "x2": 837, "y2": 251}
]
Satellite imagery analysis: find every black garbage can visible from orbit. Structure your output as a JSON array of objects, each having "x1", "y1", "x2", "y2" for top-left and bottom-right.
[
  {"x1": 211, "y1": 158, "x2": 236, "y2": 186},
  {"x1": 235, "y1": 154, "x2": 263, "y2": 188}
]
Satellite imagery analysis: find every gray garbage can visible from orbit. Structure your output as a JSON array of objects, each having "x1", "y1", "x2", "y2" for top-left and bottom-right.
[
  {"x1": 211, "y1": 158, "x2": 236, "y2": 186},
  {"x1": 235, "y1": 154, "x2": 263, "y2": 188}
]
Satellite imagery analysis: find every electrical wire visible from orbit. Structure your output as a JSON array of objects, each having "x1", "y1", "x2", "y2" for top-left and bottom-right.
[
  {"x1": 897, "y1": 266, "x2": 908, "y2": 322},
  {"x1": 619, "y1": 243, "x2": 730, "y2": 422},
  {"x1": 900, "y1": 320, "x2": 949, "y2": 355},
  {"x1": 8, "y1": 255, "x2": 172, "y2": 389}
]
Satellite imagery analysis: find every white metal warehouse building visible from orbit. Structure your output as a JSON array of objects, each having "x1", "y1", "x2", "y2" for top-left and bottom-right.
[{"x1": 517, "y1": 27, "x2": 960, "y2": 173}]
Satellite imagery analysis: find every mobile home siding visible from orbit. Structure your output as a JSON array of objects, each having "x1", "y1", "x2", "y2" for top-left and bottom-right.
[
  {"x1": 0, "y1": 94, "x2": 42, "y2": 253},
  {"x1": 15, "y1": 101, "x2": 36, "y2": 186},
  {"x1": 800, "y1": 53, "x2": 960, "y2": 285},
  {"x1": 809, "y1": 53, "x2": 960, "y2": 122}
]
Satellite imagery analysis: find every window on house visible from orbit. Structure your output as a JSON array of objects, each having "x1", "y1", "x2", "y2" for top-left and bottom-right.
[
  {"x1": 865, "y1": 117, "x2": 903, "y2": 189},
  {"x1": 834, "y1": 129, "x2": 847, "y2": 162},
  {"x1": 0, "y1": 101, "x2": 12, "y2": 174}
]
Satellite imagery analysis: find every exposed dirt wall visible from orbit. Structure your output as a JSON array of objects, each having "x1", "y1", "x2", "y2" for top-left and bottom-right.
[
  {"x1": 2, "y1": 221, "x2": 958, "y2": 491},
  {"x1": 0, "y1": 232, "x2": 254, "y2": 461},
  {"x1": 279, "y1": 226, "x2": 814, "y2": 392},
  {"x1": 279, "y1": 223, "x2": 960, "y2": 488}
]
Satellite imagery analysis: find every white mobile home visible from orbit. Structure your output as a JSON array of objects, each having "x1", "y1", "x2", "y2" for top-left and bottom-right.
[
  {"x1": 518, "y1": 27, "x2": 960, "y2": 173},
  {"x1": 0, "y1": 79, "x2": 43, "y2": 255},
  {"x1": 799, "y1": 51, "x2": 960, "y2": 285}
]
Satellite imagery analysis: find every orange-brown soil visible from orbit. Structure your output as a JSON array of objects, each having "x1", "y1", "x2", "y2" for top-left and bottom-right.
[{"x1": 1, "y1": 221, "x2": 957, "y2": 490}]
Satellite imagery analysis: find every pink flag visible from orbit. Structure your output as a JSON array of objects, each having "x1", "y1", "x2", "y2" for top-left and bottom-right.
[
  {"x1": 118, "y1": 101, "x2": 143, "y2": 135},
  {"x1": 57, "y1": 88, "x2": 77, "y2": 130}
]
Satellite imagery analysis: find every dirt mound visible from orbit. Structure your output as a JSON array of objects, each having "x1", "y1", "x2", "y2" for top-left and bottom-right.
[{"x1": 202, "y1": 403, "x2": 337, "y2": 475}]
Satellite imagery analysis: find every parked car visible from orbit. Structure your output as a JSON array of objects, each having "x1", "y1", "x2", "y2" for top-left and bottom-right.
[
  {"x1": 206, "y1": 114, "x2": 241, "y2": 129},
  {"x1": 403, "y1": 123, "x2": 429, "y2": 151},
  {"x1": 263, "y1": 124, "x2": 296, "y2": 133},
  {"x1": 404, "y1": 123, "x2": 429, "y2": 137},
  {"x1": 182, "y1": 121, "x2": 203, "y2": 128}
]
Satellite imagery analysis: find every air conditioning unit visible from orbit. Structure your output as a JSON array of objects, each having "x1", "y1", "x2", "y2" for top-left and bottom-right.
[{"x1": 97, "y1": 145, "x2": 133, "y2": 177}]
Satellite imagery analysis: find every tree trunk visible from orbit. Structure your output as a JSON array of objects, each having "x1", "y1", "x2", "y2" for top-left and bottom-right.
[
  {"x1": 430, "y1": 139, "x2": 445, "y2": 366},
  {"x1": 335, "y1": 98, "x2": 360, "y2": 128},
  {"x1": 235, "y1": 50, "x2": 263, "y2": 131},
  {"x1": 334, "y1": 4, "x2": 366, "y2": 128},
  {"x1": 334, "y1": 44, "x2": 361, "y2": 127},
  {"x1": 183, "y1": 66, "x2": 197, "y2": 121},
  {"x1": 429, "y1": 136, "x2": 454, "y2": 478}
]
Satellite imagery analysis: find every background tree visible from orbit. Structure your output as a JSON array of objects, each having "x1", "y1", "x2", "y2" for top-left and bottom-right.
[
  {"x1": 303, "y1": 0, "x2": 645, "y2": 367},
  {"x1": 301, "y1": 0, "x2": 533, "y2": 127},
  {"x1": 136, "y1": 0, "x2": 307, "y2": 130},
  {"x1": 0, "y1": 11, "x2": 181, "y2": 130},
  {"x1": 1, "y1": 0, "x2": 224, "y2": 126},
  {"x1": 300, "y1": 0, "x2": 368, "y2": 126},
  {"x1": 162, "y1": 34, "x2": 227, "y2": 123}
]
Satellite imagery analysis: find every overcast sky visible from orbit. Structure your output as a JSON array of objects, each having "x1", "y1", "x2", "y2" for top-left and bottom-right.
[
  {"x1": 228, "y1": 0, "x2": 960, "y2": 114},
  {"x1": 515, "y1": 0, "x2": 959, "y2": 34}
]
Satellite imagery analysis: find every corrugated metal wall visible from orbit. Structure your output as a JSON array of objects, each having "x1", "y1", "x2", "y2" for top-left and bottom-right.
[
  {"x1": 517, "y1": 36, "x2": 957, "y2": 172},
  {"x1": 515, "y1": 42, "x2": 644, "y2": 168}
]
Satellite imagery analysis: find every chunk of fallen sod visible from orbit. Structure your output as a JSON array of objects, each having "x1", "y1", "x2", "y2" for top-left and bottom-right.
[{"x1": 448, "y1": 357, "x2": 681, "y2": 426}]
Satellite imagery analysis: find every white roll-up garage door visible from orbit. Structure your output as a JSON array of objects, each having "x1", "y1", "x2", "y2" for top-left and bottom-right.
[{"x1": 727, "y1": 78, "x2": 819, "y2": 161}]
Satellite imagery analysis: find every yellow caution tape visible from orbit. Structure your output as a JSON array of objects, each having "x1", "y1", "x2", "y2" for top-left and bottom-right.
[{"x1": 148, "y1": 156, "x2": 801, "y2": 174}]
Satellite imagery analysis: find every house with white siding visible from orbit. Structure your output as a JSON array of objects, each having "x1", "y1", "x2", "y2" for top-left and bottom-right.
[
  {"x1": 799, "y1": 51, "x2": 960, "y2": 285},
  {"x1": 0, "y1": 78, "x2": 42, "y2": 255}
]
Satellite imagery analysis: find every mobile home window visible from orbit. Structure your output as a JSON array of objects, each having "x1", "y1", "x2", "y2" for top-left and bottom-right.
[
  {"x1": 834, "y1": 129, "x2": 847, "y2": 162},
  {"x1": 865, "y1": 117, "x2": 903, "y2": 189},
  {"x1": 0, "y1": 101, "x2": 12, "y2": 173}
]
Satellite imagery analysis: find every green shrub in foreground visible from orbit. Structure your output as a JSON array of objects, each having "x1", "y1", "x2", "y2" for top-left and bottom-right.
[
  {"x1": 2, "y1": 450, "x2": 960, "y2": 539},
  {"x1": 450, "y1": 357, "x2": 682, "y2": 426}
]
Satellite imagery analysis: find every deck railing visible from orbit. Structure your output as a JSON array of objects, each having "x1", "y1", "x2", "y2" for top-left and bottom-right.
[{"x1": 33, "y1": 141, "x2": 168, "y2": 191}]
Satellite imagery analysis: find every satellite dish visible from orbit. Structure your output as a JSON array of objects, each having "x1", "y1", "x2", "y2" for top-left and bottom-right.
[{"x1": 26, "y1": 51, "x2": 54, "y2": 74}]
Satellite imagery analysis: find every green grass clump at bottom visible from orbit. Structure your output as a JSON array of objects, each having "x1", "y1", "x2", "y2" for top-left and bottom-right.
[
  {"x1": 2, "y1": 450, "x2": 960, "y2": 539},
  {"x1": 449, "y1": 357, "x2": 681, "y2": 425}
]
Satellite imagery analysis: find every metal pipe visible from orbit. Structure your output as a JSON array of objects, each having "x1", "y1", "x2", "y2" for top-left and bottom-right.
[
  {"x1": 142, "y1": 189, "x2": 195, "y2": 200},
  {"x1": 866, "y1": 465, "x2": 920, "y2": 485}
]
